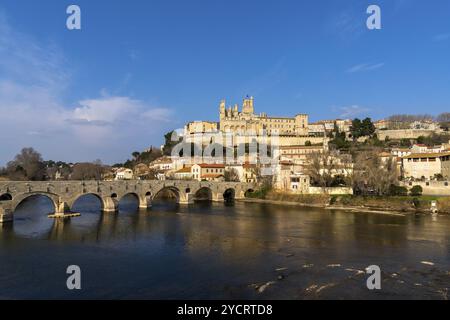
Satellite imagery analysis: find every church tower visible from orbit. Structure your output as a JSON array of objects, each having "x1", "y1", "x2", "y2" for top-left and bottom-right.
[
  {"x1": 219, "y1": 99, "x2": 226, "y2": 120},
  {"x1": 242, "y1": 96, "x2": 254, "y2": 115}
]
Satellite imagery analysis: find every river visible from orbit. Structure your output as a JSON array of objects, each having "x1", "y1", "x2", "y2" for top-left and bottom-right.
[{"x1": 0, "y1": 195, "x2": 449, "y2": 299}]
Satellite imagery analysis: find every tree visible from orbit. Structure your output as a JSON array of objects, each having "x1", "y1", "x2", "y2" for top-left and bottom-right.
[
  {"x1": 416, "y1": 133, "x2": 450, "y2": 146},
  {"x1": 305, "y1": 151, "x2": 352, "y2": 188},
  {"x1": 305, "y1": 140, "x2": 312, "y2": 146},
  {"x1": 389, "y1": 184, "x2": 408, "y2": 196},
  {"x1": 71, "y1": 162, "x2": 106, "y2": 180},
  {"x1": 410, "y1": 185, "x2": 423, "y2": 197},
  {"x1": 224, "y1": 168, "x2": 240, "y2": 182},
  {"x1": 329, "y1": 126, "x2": 351, "y2": 150},
  {"x1": 163, "y1": 131, "x2": 182, "y2": 156},
  {"x1": 361, "y1": 118, "x2": 376, "y2": 136},
  {"x1": 436, "y1": 112, "x2": 450, "y2": 123},
  {"x1": 132, "y1": 151, "x2": 141, "y2": 159},
  {"x1": 6, "y1": 148, "x2": 46, "y2": 181},
  {"x1": 351, "y1": 118, "x2": 362, "y2": 139},
  {"x1": 352, "y1": 149, "x2": 398, "y2": 196}
]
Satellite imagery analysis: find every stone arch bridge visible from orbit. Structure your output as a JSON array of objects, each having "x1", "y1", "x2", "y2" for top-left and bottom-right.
[{"x1": 0, "y1": 180, "x2": 256, "y2": 223}]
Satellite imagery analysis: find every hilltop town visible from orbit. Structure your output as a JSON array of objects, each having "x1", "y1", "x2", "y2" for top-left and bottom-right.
[
  {"x1": 1, "y1": 97, "x2": 450, "y2": 203},
  {"x1": 122, "y1": 96, "x2": 450, "y2": 199}
]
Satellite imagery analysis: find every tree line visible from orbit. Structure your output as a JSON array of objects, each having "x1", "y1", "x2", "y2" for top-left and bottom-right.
[{"x1": 0, "y1": 148, "x2": 112, "y2": 181}]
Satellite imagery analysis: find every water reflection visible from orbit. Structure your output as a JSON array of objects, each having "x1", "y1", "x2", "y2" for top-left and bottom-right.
[{"x1": 1, "y1": 196, "x2": 450, "y2": 299}]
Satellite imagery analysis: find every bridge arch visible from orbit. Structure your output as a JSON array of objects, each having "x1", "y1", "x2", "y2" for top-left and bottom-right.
[
  {"x1": 193, "y1": 187, "x2": 212, "y2": 201},
  {"x1": 153, "y1": 186, "x2": 181, "y2": 202},
  {"x1": 244, "y1": 189, "x2": 255, "y2": 197},
  {"x1": 118, "y1": 192, "x2": 146, "y2": 210},
  {"x1": 223, "y1": 188, "x2": 235, "y2": 202},
  {"x1": 70, "y1": 193, "x2": 105, "y2": 212},
  {"x1": 0, "y1": 193, "x2": 12, "y2": 201},
  {"x1": 12, "y1": 192, "x2": 59, "y2": 213}
]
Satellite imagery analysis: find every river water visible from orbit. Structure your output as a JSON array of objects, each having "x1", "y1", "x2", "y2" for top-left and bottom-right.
[{"x1": 0, "y1": 195, "x2": 449, "y2": 299}]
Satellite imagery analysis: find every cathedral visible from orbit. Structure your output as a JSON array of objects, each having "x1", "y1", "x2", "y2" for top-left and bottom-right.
[
  {"x1": 185, "y1": 96, "x2": 309, "y2": 137},
  {"x1": 219, "y1": 96, "x2": 309, "y2": 136}
]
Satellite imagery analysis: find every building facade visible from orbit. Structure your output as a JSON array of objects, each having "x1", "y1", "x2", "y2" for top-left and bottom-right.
[
  {"x1": 402, "y1": 152, "x2": 450, "y2": 180},
  {"x1": 219, "y1": 96, "x2": 309, "y2": 137}
]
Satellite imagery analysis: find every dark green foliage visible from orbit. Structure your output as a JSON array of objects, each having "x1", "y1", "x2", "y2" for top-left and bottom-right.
[
  {"x1": 351, "y1": 117, "x2": 375, "y2": 139},
  {"x1": 389, "y1": 184, "x2": 408, "y2": 196},
  {"x1": 410, "y1": 185, "x2": 423, "y2": 197}
]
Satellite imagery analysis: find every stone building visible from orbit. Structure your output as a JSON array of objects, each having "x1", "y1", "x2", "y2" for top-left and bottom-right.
[
  {"x1": 191, "y1": 164, "x2": 225, "y2": 181},
  {"x1": 219, "y1": 96, "x2": 308, "y2": 136},
  {"x1": 402, "y1": 151, "x2": 450, "y2": 180}
]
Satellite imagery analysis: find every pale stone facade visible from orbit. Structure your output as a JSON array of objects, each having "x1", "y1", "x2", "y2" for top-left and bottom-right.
[
  {"x1": 115, "y1": 168, "x2": 133, "y2": 180},
  {"x1": 219, "y1": 96, "x2": 308, "y2": 137},
  {"x1": 149, "y1": 156, "x2": 173, "y2": 171},
  {"x1": 402, "y1": 152, "x2": 450, "y2": 180},
  {"x1": 185, "y1": 121, "x2": 218, "y2": 135},
  {"x1": 191, "y1": 164, "x2": 225, "y2": 181}
]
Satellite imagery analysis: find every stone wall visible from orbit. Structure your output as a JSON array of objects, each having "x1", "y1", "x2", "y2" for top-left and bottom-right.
[
  {"x1": 401, "y1": 181, "x2": 450, "y2": 196},
  {"x1": 377, "y1": 129, "x2": 437, "y2": 140},
  {"x1": 308, "y1": 187, "x2": 354, "y2": 195}
]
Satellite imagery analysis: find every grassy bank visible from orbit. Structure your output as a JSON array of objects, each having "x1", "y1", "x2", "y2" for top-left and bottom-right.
[{"x1": 246, "y1": 189, "x2": 450, "y2": 214}]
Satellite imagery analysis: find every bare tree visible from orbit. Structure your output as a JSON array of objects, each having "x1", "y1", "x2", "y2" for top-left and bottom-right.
[
  {"x1": 6, "y1": 147, "x2": 45, "y2": 181},
  {"x1": 352, "y1": 150, "x2": 398, "y2": 196},
  {"x1": 71, "y1": 162, "x2": 106, "y2": 180},
  {"x1": 224, "y1": 168, "x2": 240, "y2": 182},
  {"x1": 436, "y1": 113, "x2": 450, "y2": 123},
  {"x1": 305, "y1": 151, "x2": 352, "y2": 188}
]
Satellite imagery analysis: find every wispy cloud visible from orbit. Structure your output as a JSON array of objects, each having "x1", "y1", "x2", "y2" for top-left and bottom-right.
[
  {"x1": 433, "y1": 33, "x2": 450, "y2": 42},
  {"x1": 336, "y1": 105, "x2": 371, "y2": 118},
  {"x1": 0, "y1": 11, "x2": 173, "y2": 165},
  {"x1": 327, "y1": 9, "x2": 365, "y2": 41},
  {"x1": 346, "y1": 63, "x2": 385, "y2": 73}
]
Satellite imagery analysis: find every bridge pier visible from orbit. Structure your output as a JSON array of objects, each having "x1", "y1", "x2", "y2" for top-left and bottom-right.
[
  {"x1": 212, "y1": 192, "x2": 224, "y2": 202},
  {"x1": 0, "y1": 206, "x2": 13, "y2": 223},
  {"x1": 48, "y1": 201, "x2": 81, "y2": 219},
  {"x1": 179, "y1": 193, "x2": 194, "y2": 205},
  {"x1": 139, "y1": 195, "x2": 152, "y2": 209},
  {"x1": 103, "y1": 196, "x2": 119, "y2": 212}
]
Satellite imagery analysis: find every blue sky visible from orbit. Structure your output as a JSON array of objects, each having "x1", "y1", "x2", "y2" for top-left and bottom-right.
[{"x1": 0, "y1": 0, "x2": 449, "y2": 165}]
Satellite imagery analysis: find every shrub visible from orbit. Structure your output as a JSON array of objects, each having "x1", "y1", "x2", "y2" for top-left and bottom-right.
[
  {"x1": 410, "y1": 185, "x2": 423, "y2": 197},
  {"x1": 389, "y1": 184, "x2": 408, "y2": 196}
]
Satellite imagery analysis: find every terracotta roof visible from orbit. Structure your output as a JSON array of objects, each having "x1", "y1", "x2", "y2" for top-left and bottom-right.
[
  {"x1": 402, "y1": 152, "x2": 450, "y2": 159},
  {"x1": 280, "y1": 145, "x2": 323, "y2": 150},
  {"x1": 175, "y1": 166, "x2": 192, "y2": 173},
  {"x1": 195, "y1": 163, "x2": 225, "y2": 168}
]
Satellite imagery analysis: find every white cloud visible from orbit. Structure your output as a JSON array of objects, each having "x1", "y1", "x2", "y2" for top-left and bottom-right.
[
  {"x1": 346, "y1": 63, "x2": 385, "y2": 73},
  {"x1": 337, "y1": 105, "x2": 371, "y2": 118},
  {"x1": 0, "y1": 11, "x2": 173, "y2": 165}
]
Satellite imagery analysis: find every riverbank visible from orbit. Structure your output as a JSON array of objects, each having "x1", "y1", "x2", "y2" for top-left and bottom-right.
[{"x1": 242, "y1": 191, "x2": 450, "y2": 215}]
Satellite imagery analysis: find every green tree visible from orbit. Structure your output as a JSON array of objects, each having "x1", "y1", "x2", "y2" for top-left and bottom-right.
[
  {"x1": 410, "y1": 185, "x2": 423, "y2": 197},
  {"x1": 162, "y1": 131, "x2": 182, "y2": 156},
  {"x1": 351, "y1": 118, "x2": 375, "y2": 140},
  {"x1": 389, "y1": 184, "x2": 408, "y2": 196},
  {"x1": 132, "y1": 151, "x2": 141, "y2": 159}
]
